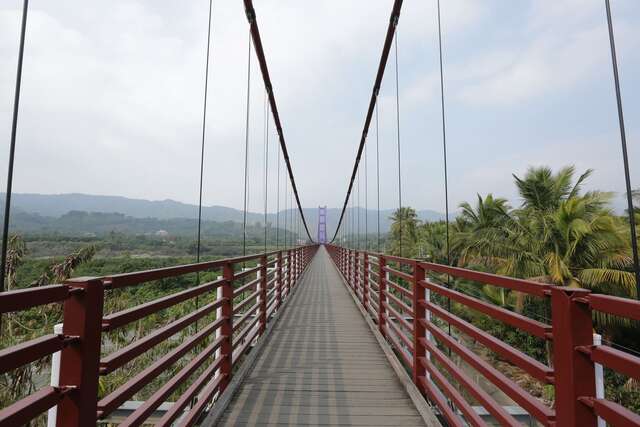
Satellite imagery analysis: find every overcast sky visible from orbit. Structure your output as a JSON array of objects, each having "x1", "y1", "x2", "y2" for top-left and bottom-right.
[{"x1": 1, "y1": 0, "x2": 639, "y2": 217}]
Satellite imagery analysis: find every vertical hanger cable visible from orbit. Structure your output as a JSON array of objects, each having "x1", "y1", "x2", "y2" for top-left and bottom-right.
[
  {"x1": 394, "y1": 32, "x2": 403, "y2": 257},
  {"x1": 376, "y1": 101, "x2": 381, "y2": 253},
  {"x1": 436, "y1": 0, "x2": 453, "y2": 334},
  {"x1": 604, "y1": 0, "x2": 640, "y2": 299},
  {"x1": 263, "y1": 91, "x2": 269, "y2": 253},
  {"x1": 1, "y1": 0, "x2": 29, "y2": 295},
  {"x1": 242, "y1": 31, "x2": 252, "y2": 259}
]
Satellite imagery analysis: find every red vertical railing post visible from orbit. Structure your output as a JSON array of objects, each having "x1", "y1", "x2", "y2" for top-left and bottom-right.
[
  {"x1": 296, "y1": 248, "x2": 300, "y2": 278},
  {"x1": 56, "y1": 277, "x2": 104, "y2": 426},
  {"x1": 346, "y1": 249, "x2": 351, "y2": 286},
  {"x1": 412, "y1": 263, "x2": 426, "y2": 385},
  {"x1": 363, "y1": 252, "x2": 369, "y2": 311},
  {"x1": 378, "y1": 255, "x2": 387, "y2": 338},
  {"x1": 551, "y1": 287, "x2": 596, "y2": 427},
  {"x1": 287, "y1": 249, "x2": 292, "y2": 295},
  {"x1": 293, "y1": 249, "x2": 297, "y2": 281},
  {"x1": 259, "y1": 255, "x2": 267, "y2": 334},
  {"x1": 352, "y1": 251, "x2": 357, "y2": 290},
  {"x1": 276, "y1": 251, "x2": 283, "y2": 310},
  {"x1": 219, "y1": 262, "x2": 234, "y2": 392}
]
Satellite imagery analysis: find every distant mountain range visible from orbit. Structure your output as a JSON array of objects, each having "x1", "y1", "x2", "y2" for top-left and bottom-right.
[{"x1": 1, "y1": 193, "x2": 446, "y2": 237}]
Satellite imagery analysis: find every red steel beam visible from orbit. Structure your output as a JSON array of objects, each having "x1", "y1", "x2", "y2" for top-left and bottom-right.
[
  {"x1": 102, "y1": 278, "x2": 224, "y2": 331},
  {"x1": 243, "y1": 0, "x2": 313, "y2": 241},
  {"x1": 0, "y1": 284, "x2": 70, "y2": 313},
  {"x1": 97, "y1": 320, "x2": 225, "y2": 418},
  {"x1": 588, "y1": 293, "x2": 640, "y2": 321},
  {"x1": 0, "y1": 386, "x2": 67, "y2": 427},
  {"x1": 330, "y1": 0, "x2": 404, "y2": 242}
]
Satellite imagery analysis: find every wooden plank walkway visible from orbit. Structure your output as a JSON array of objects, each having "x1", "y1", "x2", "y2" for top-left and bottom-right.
[{"x1": 216, "y1": 247, "x2": 426, "y2": 426}]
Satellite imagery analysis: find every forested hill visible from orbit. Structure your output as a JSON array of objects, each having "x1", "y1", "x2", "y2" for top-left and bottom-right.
[
  {"x1": 7, "y1": 210, "x2": 287, "y2": 238},
  {"x1": 0, "y1": 193, "x2": 446, "y2": 235}
]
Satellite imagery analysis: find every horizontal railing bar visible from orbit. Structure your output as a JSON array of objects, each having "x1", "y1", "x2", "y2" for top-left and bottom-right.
[
  {"x1": 103, "y1": 279, "x2": 224, "y2": 332},
  {"x1": 233, "y1": 313, "x2": 260, "y2": 348},
  {"x1": 420, "y1": 356, "x2": 485, "y2": 427},
  {"x1": 266, "y1": 258, "x2": 278, "y2": 267},
  {"x1": 417, "y1": 376, "x2": 464, "y2": 427},
  {"x1": 422, "y1": 326, "x2": 554, "y2": 423},
  {"x1": 422, "y1": 342, "x2": 520, "y2": 426},
  {"x1": 0, "y1": 386, "x2": 67, "y2": 427},
  {"x1": 588, "y1": 293, "x2": 640, "y2": 321},
  {"x1": 118, "y1": 338, "x2": 224, "y2": 427},
  {"x1": 233, "y1": 303, "x2": 259, "y2": 333},
  {"x1": 584, "y1": 397, "x2": 640, "y2": 427},
  {"x1": 233, "y1": 324, "x2": 260, "y2": 364},
  {"x1": 177, "y1": 371, "x2": 227, "y2": 427},
  {"x1": 103, "y1": 260, "x2": 226, "y2": 289},
  {"x1": 266, "y1": 299, "x2": 277, "y2": 318},
  {"x1": 384, "y1": 254, "x2": 417, "y2": 266},
  {"x1": 419, "y1": 261, "x2": 549, "y2": 297},
  {"x1": 589, "y1": 345, "x2": 640, "y2": 381},
  {"x1": 382, "y1": 311, "x2": 414, "y2": 353},
  {"x1": 420, "y1": 301, "x2": 554, "y2": 383},
  {"x1": 100, "y1": 298, "x2": 225, "y2": 374},
  {"x1": 382, "y1": 323, "x2": 413, "y2": 369},
  {"x1": 0, "y1": 334, "x2": 74, "y2": 375},
  {"x1": 366, "y1": 303, "x2": 377, "y2": 320},
  {"x1": 97, "y1": 319, "x2": 225, "y2": 418},
  {"x1": 266, "y1": 276, "x2": 277, "y2": 290},
  {"x1": 420, "y1": 279, "x2": 551, "y2": 339},
  {"x1": 385, "y1": 278, "x2": 412, "y2": 299},
  {"x1": 382, "y1": 300, "x2": 413, "y2": 334},
  {"x1": 100, "y1": 248, "x2": 306, "y2": 289},
  {"x1": 384, "y1": 289, "x2": 412, "y2": 316},
  {"x1": 233, "y1": 289, "x2": 260, "y2": 314},
  {"x1": 233, "y1": 265, "x2": 261, "y2": 282},
  {"x1": 0, "y1": 284, "x2": 70, "y2": 314},
  {"x1": 383, "y1": 265, "x2": 413, "y2": 282},
  {"x1": 158, "y1": 365, "x2": 225, "y2": 427},
  {"x1": 233, "y1": 277, "x2": 260, "y2": 298}
]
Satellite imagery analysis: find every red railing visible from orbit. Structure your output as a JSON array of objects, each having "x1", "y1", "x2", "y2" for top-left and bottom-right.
[
  {"x1": 0, "y1": 244, "x2": 318, "y2": 427},
  {"x1": 326, "y1": 244, "x2": 640, "y2": 427}
]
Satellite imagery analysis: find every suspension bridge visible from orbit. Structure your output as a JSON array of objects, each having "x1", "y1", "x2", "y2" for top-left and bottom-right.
[{"x1": 2, "y1": 1, "x2": 640, "y2": 426}]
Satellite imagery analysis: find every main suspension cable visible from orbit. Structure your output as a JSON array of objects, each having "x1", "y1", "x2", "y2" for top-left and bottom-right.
[
  {"x1": 243, "y1": 0, "x2": 313, "y2": 241},
  {"x1": 1, "y1": 0, "x2": 29, "y2": 295},
  {"x1": 330, "y1": 0, "x2": 404, "y2": 243},
  {"x1": 604, "y1": 0, "x2": 640, "y2": 299}
]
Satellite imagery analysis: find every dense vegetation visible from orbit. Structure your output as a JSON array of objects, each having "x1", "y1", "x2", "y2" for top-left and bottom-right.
[
  {"x1": 0, "y1": 219, "x2": 303, "y2": 424},
  {"x1": 349, "y1": 166, "x2": 640, "y2": 413},
  {"x1": 2, "y1": 164, "x2": 639, "y2": 421}
]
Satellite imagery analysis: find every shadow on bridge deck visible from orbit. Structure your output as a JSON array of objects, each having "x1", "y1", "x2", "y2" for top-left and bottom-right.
[{"x1": 213, "y1": 247, "x2": 428, "y2": 426}]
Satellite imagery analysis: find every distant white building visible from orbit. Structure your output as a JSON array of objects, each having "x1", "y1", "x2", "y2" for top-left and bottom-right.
[{"x1": 155, "y1": 230, "x2": 169, "y2": 237}]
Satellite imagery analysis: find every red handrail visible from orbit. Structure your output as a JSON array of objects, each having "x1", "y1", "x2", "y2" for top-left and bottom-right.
[
  {"x1": 0, "y1": 244, "x2": 319, "y2": 426},
  {"x1": 325, "y1": 243, "x2": 640, "y2": 427}
]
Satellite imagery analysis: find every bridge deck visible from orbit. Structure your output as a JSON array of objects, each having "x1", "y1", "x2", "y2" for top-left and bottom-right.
[{"x1": 216, "y1": 247, "x2": 426, "y2": 426}]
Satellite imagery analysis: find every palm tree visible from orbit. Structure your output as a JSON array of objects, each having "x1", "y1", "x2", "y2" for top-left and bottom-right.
[
  {"x1": 418, "y1": 221, "x2": 448, "y2": 263},
  {"x1": 513, "y1": 166, "x2": 592, "y2": 211},
  {"x1": 458, "y1": 166, "x2": 635, "y2": 298},
  {"x1": 389, "y1": 207, "x2": 419, "y2": 257},
  {"x1": 454, "y1": 194, "x2": 512, "y2": 268}
]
